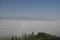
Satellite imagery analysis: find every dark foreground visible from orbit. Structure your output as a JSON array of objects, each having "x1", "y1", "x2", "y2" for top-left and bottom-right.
[{"x1": 51, "y1": 38, "x2": 60, "y2": 40}]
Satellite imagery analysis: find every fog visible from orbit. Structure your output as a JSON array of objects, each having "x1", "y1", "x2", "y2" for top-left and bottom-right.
[{"x1": 0, "y1": 20, "x2": 60, "y2": 37}]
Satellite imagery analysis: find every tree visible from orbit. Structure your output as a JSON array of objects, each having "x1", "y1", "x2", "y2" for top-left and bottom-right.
[
  {"x1": 31, "y1": 32, "x2": 34, "y2": 37},
  {"x1": 18, "y1": 37, "x2": 21, "y2": 40},
  {"x1": 35, "y1": 32, "x2": 49, "y2": 40},
  {"x1": 31, "y1": 32, "x2": 35, "y2": 40},
  {"x1": 47, "y1": 33, "x2": 52, "y2": 40},
  {"x1": 27, "y1": 34, "x2": 31, "y2": 40},
  {"x1": 22, "y1": 33, "x2": 27, "y2": 40},
  {"x1": 15, "y1": 36, "x2": 17, "y2": 40},
  {"x1": 11, "y1": 36, "x2": 14, "y2": 40}
]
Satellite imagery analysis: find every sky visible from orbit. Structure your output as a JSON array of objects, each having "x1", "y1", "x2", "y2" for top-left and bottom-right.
[
  {"x1": 0, "y1": 0, "x2": 60, "y2": 38},
  {"x1": 0, "y1": 0, "x2": 60, "y2": 20}
]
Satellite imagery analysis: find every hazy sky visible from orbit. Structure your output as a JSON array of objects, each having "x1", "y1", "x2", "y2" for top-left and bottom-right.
[
  {"x1": 0, "y1": 0, "x2": 60, "y2": 20},
  {"x1": 0, "y1": 20, "x2": 60, "y2": 37},
  {"x1": 0, "y1": 0, "x2": 60, "y2": 37}
]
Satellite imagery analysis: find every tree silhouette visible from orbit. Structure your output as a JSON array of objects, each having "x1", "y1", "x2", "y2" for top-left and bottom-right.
[
  {"x1": 22, "y1": 33, "x2": 27, "y2": 40},
  {"x1": 18, "y1": 37, "x2": 20, "y2": 40},
  {"x1": 11, "y1": 36, "x2": 14, "y2": 40},
  {"x1": 31, "y1": 32, "x2": 34, "y2": 37},
  {"x1": 35, "y1": 32, "x2": 49, "y2": 40},
  {"x1": 15, "y1": 36, "x2": 17, "y2": 40},
  {"x1": 47, "y1": 33, "x2": 52, "y2": 40}
]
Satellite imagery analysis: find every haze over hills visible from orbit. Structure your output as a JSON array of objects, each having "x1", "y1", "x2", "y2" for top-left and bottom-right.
[{"x1": 0, "y1": 20, "x2": 60, "y2": 37}]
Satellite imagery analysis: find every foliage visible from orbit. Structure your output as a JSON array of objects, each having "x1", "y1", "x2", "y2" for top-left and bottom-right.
[
  {"x1": 11, "y1": 36, "x2": 14, "y2": 40},
  {"x1": 18, "y1": 37, "x2": 20, "y2": 40},
  {"x1": 11, "y1": 32, "x2": 60, "y2": 40}
]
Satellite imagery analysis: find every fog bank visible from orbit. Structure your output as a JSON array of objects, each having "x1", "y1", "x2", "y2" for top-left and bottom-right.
[{"x1": 0, "y1": 20, "x2": 60, "y2": 37}]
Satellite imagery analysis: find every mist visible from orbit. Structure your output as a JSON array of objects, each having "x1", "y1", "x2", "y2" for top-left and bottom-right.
[{"x1": 0, "y1": 20, "x2": 60, "y2": 37}]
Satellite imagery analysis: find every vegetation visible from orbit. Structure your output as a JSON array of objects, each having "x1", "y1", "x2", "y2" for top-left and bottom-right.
[
  {"x1": 11, "y1": 32, "x2": 60, "y2": 40},
  {"x1": 18, "y1": 37, "x2": 21, "y2": 40}
]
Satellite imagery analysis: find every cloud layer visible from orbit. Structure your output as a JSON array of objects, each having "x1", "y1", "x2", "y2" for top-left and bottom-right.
[{"x1": 0, "y1": 20, "x2": 60, "y2": 37}]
